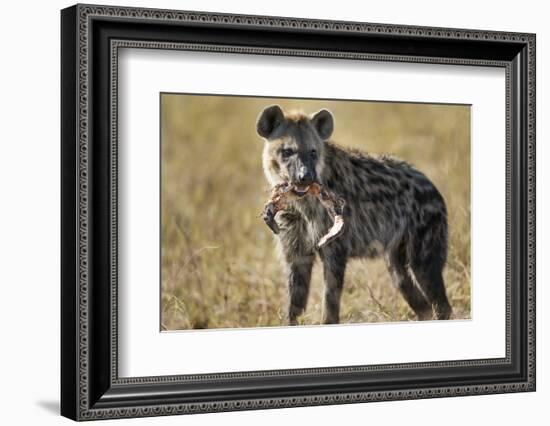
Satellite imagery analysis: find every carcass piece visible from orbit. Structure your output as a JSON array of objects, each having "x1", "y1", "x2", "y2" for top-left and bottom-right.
[
  {"x1": 309, "y1": 183, "x2": 346, "y2": 247},
  {"x1": 261, "y1": 183, "x2": 298, "y2": 235},
  {"x1": 261, "y1": 182, "x2": 346, "y2": 248}
]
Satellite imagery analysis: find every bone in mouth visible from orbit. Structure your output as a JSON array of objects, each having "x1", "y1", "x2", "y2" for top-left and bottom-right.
[{"x1": 261, "y1": 182, "x2": 346, "y2": 248}]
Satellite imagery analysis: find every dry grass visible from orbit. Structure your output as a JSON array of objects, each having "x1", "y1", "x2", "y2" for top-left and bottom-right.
[{"x1": 160, "y1": 94, "x2": 471, "y2": 330}]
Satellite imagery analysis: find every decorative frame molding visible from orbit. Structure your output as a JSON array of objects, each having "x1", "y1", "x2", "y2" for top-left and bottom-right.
[{"x1": 61, "y1": 4, "x2": 535, "y2": 421}]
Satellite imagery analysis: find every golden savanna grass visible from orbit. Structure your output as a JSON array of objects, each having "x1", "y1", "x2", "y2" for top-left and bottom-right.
[{"x1": 161, "y1": 94, "x2": 471, "y2": 330}]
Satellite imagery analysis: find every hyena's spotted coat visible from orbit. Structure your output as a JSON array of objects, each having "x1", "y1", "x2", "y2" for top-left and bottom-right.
[{"x1": 257, "y1": 105, "x2": 452, "y2": 325}]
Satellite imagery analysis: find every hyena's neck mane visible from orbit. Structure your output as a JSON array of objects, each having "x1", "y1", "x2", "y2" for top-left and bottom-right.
[
  {"x1": 321, "y1": 142, "x2": 411, "y2": 196},
  {"x1": 320, "y1": 142, "x2": 366, "y2": 192}
]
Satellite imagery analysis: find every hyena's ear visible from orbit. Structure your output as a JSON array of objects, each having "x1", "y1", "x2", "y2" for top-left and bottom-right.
[
  {"x1": 311, "y1": 109, "x2": 334, "y2": 141},
  {"x1": 256, "y1": 105, "x2": 285, "y2": 139}
]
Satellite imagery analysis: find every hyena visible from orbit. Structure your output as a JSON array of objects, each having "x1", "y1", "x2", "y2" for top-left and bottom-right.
[{"x1": 257, "y1": 104, "x2": 452, "y2": 325}]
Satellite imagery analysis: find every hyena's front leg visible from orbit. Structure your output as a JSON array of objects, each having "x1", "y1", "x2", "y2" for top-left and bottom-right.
[
  {"x1": 277, "y1": 212, "x2": 315, "y2": 325},
  {"x1": 319, "y1": 247, "x2": 348, "y2": 324},
  {"x1": 286, "y1": 255, "x2": 315, "y2": 325}
]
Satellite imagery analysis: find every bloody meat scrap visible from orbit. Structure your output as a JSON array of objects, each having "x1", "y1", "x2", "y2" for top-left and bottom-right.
[{"x1": 262, "y1": 182, "x2": 345, "y2": 248}]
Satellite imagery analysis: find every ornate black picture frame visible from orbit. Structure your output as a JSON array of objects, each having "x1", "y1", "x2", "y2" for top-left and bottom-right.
[{"x1": 61, "y1": 4, "x2": 536, "y2": 421}]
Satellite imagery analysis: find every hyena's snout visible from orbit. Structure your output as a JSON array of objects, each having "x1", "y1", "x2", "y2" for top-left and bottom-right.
[{"x1": 296, "y1": 165, "x2": 316, "y2": 186}]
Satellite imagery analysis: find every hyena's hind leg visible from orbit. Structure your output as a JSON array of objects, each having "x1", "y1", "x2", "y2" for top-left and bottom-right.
[
  {"x1": 409, "y1": 258, "x2": 452, "y2": 320},
  {"x1": 408, "y1": 229, "x2": 453, "y2": 320},
  {"x1": 386, "y1": 242, "x2": 433, "y2": 321}
]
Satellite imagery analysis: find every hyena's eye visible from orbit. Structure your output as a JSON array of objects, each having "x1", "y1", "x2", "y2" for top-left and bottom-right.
[
  {"x1": 281, "y1": 148, "x2": 294, "y2": 159},
  {"x1": 310, "y1": 149, "x2": 317, "y2": 159}
]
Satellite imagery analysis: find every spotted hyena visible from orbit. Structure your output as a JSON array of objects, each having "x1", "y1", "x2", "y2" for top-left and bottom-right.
[{"x1": 257, "y1": 105, "x2": 452, "y2": 325}]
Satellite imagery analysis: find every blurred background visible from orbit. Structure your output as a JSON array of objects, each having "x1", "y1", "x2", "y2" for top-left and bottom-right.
[{"x1": 161, "y1": 94, "x2": 471, "y2": 330}]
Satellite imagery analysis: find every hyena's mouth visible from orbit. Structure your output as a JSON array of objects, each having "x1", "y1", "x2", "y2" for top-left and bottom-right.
[{"x1": 291, "y1": 183, "x2": 311, "y2": 196}]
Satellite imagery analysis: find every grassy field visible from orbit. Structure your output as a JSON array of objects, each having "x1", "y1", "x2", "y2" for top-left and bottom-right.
[{"x1": 160, "y1": 94, "x2": 471, "y2": 330}]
